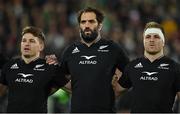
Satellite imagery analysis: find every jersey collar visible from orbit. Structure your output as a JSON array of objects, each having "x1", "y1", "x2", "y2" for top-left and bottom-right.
[
  {"x1": 143, "y1": 55, "x2": 166, "y2": 64},
  {"x1": 20, "y1": 57, "x2": 42, "y2": 65},
  {"x1": 80, "y1": 35, "x2": 102, "y2": 48}
]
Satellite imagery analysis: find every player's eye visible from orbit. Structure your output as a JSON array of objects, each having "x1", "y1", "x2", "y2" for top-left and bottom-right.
[
  {"x1": 145, "y1": 35, "x2": 151, "y2": 39},
  {"x1": 154, "y1": 35, "x2": 160, "y2": 39},
  {"x1": 21, "y1": 39, "x2": 26, "y2": 42},
  {"x1": 88, "y1": 20, "x2": 96, "y2": 24},
  {"x1": 29, "y1": 39, "x2": 36, "y2": 43},
  {"x1": 80, "y1": 20, "x2": 86, "y2": 24}
]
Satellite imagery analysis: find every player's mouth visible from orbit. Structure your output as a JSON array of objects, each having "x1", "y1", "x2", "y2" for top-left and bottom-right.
[{"x1": 24, "y1": 47, "x2": 30, "y2": 51}]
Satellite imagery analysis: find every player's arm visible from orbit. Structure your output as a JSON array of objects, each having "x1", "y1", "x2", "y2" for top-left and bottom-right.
[
  {"x1": 0, "y1": 63, "x2": 8, "y2": 97},
  {"x1": 112, "y1": 42, "x2": 130, "y2": 97},
  {"x1": 177, "y1": 92, "x2": 180, "y2": 101},
  {"x1": 49, "y1": 87, "x2": 59, "y2": 96},
  {"x1": 112, "y1": 68, "x2": 127, "y2": 97},
  {"x1": 173, "y1": 92, "x2": 180, "y2": 109},
  {"x1": 62, "y1": 80, "x2": 72, "y2": 93},
  {"x1": 0, "y1": 83, "x2": 7, "y2": 97},
  {"x1": 48, "y1": 79, "x2": 71, "y2": 96},
  {"x1": 48, "y1": 46, "x2": 72, "y2": 94},
  {"x1": 49, "y1": 61, "x2": 71, "y2": 96},
  {"x1": 175, "y1": 63, "x2": 180, "y2": 101}
]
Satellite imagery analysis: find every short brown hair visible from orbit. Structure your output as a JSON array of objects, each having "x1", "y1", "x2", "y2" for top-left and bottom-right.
[
  {"x1": 77, "y1": 7, "x2": 104, "y2": 24},
  {"x1": 144, "y1": 21, "x2": 165, "y2": 35},
  {"x1": 22, "y1": 26, "x2": 45, "y2": 42}
]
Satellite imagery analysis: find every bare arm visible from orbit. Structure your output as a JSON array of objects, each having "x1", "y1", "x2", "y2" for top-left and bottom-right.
[
  {"x1": 177, "y1": 92, "x2": 180, "y2": 101},
  {"x1": 0, "y1": 83, "x2": 7, "y2": 97},
  {"x1": 49, "y1": 80, "x2": 72, "y2": 96},
  {"x1": 49, "y1": 80, "x2": 71, "y2": 96},
  {"x1": 62, "y1": 80, "x2": 72, "y2": 93},
  {"x1": 112, "y1": 68, "x2": 126, "y2": 97},
  {"x1": 172, "y1": 92, "x2": 180, "y2": 111}
]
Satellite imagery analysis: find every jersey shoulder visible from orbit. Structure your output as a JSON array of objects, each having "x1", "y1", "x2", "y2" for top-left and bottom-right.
[
  {"x1": 2, "y1": 58, "x2": 21, "y2": 70},
  {"x1": 125, "y1": 57, "x2": 144, "y2": 68},
  {"x1": 108, "y1": 39, "x2": 127, "y2": 53},
  {"x1": 36, "y1": 58, "x2": 58, "y2": 68},
  {"x1": 100, "y1": 39, "x2": 126, "y2": 53},
  {"x1": 61, "y1": 41, "x2": 81, "y2": 56},
  {"x1": 101, "y1": 39, "x2": 122, "y2": 49},
  {"x1": 163, "y1": 56, "x2": 180, "y2": 70}
]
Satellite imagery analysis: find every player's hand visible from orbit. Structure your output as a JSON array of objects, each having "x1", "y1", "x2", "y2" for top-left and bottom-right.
[
  {"x1": 112, "y1": 69, "x2": 122, "y2": 97},
  {"x1": 112, "y1": 68, "x2": 121, "y2": 86},
  {"x1": 45, "y1": 54, "x2": 58, "y2": 65}
]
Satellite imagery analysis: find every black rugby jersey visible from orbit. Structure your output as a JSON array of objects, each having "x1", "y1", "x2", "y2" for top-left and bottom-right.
[
  {"x1": 60, "y1": 38, "x2": 129, "y2": 112},
  {"x1": 0, "y1": 58, "x2": 68, "y2": 113},
  {"x1": 119, "y1": 56, "x2": 180, "y2": 113}
]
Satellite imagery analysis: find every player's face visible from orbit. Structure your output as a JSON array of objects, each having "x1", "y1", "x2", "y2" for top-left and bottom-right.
[
  {"x1": 79, "y1": 12, "x2": 100, "y2": 43},
  {"x1": 144, "y1": 33, "x2": 164, "y2": 55},
  {"x1": 21, "y1": 33, "x2": 43, "y2": 58}
]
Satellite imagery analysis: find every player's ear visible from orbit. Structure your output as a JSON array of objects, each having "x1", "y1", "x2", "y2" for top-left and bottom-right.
[
  {"x1": 98, "y1": 23, "x2": 103, "y2": 31},
  {"x1": 39, "y1": 40, "x2": 44, "y2": 51}
]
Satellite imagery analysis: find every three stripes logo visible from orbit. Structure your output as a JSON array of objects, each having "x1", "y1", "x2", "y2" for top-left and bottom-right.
[
  {"x1": 134, "y1": 62, "x2": 143, "y2": 68},
  {"x1": 72, "y1": 47, "x2": 80, "y2": 54},
  {"x1": 10, "y1": 63, "x2": 19, "y2": 69}
]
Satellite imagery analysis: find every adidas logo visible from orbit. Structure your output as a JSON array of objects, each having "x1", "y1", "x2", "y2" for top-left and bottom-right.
[
  {"x1": 10, "y1": 63, "x2": 19, "y2": 69},
  {"x1": 72, "y1": 47, "x2": 80, "y2": 54},
  {"x1": 134, "y1": 62, "x2": 143, "y2": 68}
]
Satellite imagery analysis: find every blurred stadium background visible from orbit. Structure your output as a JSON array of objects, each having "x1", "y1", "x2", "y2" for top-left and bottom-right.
[{"x1": 0, "y1": 0, "x2": 179, "y2": 113}]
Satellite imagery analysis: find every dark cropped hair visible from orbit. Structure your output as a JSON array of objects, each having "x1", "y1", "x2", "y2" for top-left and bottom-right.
[
  {"x1": 144, "y1": 21, "x2": 165, "y2": 35},
  {"x1": 22, "y1": 26, "x2": 45, "y2": 42},
  {"x1": 77, "y1": 7, "x2": 104, "y2": 24}
]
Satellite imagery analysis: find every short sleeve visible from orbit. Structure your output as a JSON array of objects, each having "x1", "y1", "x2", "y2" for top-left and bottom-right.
[
  {"x1": 0, "y1": 64, "x2": 8, "y2": 85},
  {"x1": 174, "y1": 63, "x2": 180, "y2": 92},
  {"x1": 50, "y1": 65, "x2": 69, "y2": 88},
  {"x1": 113, "y1": 42, "x2": 129, "y2": 72},
  {"x1": 59, "y1": 46, "x2": 70, "y2": 75},
  {"x1": 119, "y1": 64, "x2": 132, "y2": 88}
]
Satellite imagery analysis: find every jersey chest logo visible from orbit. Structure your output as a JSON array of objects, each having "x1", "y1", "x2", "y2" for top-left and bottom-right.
[
  {"x1": 17, "y1": 73, "x2": 34, "y2": 78},
  {"x1": 79, "y1": 55, "x2": 97, "y2": 65},
  {"x1": 142, "y1": 71, "x2": 158, "y2": 76},
  {"x1": 140, "y1": 71, "x2": 158, "y2": 81},
  {"x1": 81, "y1": 55, "x2": 96, "y2": 60},
  {"x1": 98, "y1": 45, "x2": 109, "y2": 52},
  {"x1": 10, "y1": 63, "x2": 19, "y2": 69},
  {"x1": 158, "y1": 63, "x2": 169, "y2": 70},
  {"x1": 33, "y1": 64, "x2": 45, "y2": 71},
  {"x1": 134, "y1": 62, "x2": 143, "y2": 68},
  {"x1": 72, "y1": 47, "x2": 80, "y2": 54},
  {"x1": 15, "y1": 73, "x2": 34, "y2": 83}
]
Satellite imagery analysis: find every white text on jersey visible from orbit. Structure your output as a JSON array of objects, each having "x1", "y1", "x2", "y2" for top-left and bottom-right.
[{"x1": 79, "y1": 55, "x2": 97, "y2": 65}]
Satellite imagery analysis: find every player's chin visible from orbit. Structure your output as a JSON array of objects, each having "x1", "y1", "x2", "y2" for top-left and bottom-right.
[
  {"x1": 23, "y1": 54, "x2": 32, "y2": 58},
  {"x1": 147, "y1": 50, "x2": 159, "y2": 55},
  {"x1": 85, "y1": 33, "x2": 92, "y2": 37}
]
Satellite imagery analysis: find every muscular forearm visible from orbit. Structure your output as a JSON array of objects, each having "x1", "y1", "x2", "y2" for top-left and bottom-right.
[
  {"x1": 62, "y1": 81, "x2": 72, "y2": 93},
  {"x1": 0, "y1": 84, "x2": 7, "y2": 97},
  {"x1": 113, "y1": 83, "x2": 127, "y2": 98}
]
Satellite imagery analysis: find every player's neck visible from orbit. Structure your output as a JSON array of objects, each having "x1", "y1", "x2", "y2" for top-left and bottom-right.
[
  {"x1": 144, "y1": 50, "x2": 164, "y2": 62},
  {"x1": 81, "y1": 34, "x2": 101, "y2": 47},
  {"x1": 22, "y1": 54, "x2": 40, "y2": 64}
]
